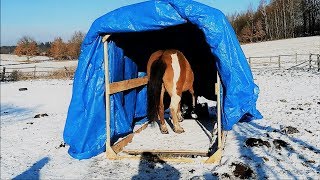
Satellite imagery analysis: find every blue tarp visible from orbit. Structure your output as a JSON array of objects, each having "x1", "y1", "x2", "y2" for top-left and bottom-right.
[{"x1": 63, "y1": 0, "x2": 262, "y2": 159}]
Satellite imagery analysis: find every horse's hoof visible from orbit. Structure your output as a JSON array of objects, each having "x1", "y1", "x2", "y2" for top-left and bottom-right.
[
  {"x1": 160, "y1": 126, "x2": 169, "y2": 134},
  {"x1": 174, "y1": 128, "x2": 185, "y2": 134},
  {"x1": 161, "y1": 129, "x2": 169, "y2": 134}
]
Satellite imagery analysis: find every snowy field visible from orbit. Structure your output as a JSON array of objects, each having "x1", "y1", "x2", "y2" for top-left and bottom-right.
[
  {"x1": 0, "y1": 54, "x2": 77, "y2": 74},
  {"x1": 1, "y1": 36, "x2": 319, "y2": 179}
]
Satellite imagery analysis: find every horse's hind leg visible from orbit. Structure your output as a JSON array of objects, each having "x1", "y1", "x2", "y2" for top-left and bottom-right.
[
  {"x1": 170, "y1": 94, "x2": 184, "y2": 133},
  {"x1": 177, "y1": 103, "x2": 183, "y2": 122},
  {"x1": 189, "y1": 87, "x2": 198, "y2": 119},
  {"x1": 159, "y1": 84, "x2": 168, "y2": 134}
]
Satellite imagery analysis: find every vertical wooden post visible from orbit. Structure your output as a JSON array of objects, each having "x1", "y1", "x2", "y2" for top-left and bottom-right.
[
  {"x1": 317, "y1": 54, "x2": 320, "y2": 72},
  {"x1": 248, "y1": 57, "x2": 252, "y2": 67},
  {"x1": 216, "y1": 73, "x2": 222, "y2": 149},
  {"x1": 205, "y1": 72, "x2": 222, "y2": 164},
  {"x1": 103, "y1": 35, "x2": 117, "y2": 160},
  {"x1": 309, "y1": 53, "x2": 312, "y2": 70},
  {"x1": 34, "y1": 65, "x2": 36, "y2": 78},
  {"x1": 1, "y1": 67, "x2": 6, "y2": 81},
  {"x1": 278, "y1": 55, "x2": 281, "y2": 69}
]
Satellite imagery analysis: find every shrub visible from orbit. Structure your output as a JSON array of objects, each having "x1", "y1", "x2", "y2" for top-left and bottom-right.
[{"x1": 8, "y1": 70, "x2": 23, "y2": 81}]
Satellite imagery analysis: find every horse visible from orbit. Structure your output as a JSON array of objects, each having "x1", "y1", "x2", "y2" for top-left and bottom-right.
[{"x1": 147, "y1": 49, "x2": 197, "y2": 134}]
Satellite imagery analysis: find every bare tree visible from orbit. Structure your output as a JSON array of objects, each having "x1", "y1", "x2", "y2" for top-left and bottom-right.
[
  {"x1": 259, "y1": 0, "x2": 270, "y2": 39},
  {"x1": 67, "y1": 31, "x2": 85, "y2": 60},
  {"x1": 255, "y1": 20, "x2": 266, "y2": 41}
]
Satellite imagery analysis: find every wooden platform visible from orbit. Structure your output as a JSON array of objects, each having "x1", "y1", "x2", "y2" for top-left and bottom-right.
[{"x1": 122, "y1": 118, "x2": 214, "y2": 155}]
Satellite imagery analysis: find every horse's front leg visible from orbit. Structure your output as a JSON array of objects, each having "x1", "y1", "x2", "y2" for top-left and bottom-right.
[
  {"x1": 170, "y1": 94, "x2": 184, "y2": 134},
  {"x1": 159, "y1": 84, "x2": 168, "y2": 134}
]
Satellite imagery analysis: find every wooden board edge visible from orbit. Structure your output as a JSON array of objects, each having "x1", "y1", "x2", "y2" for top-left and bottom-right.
[
  {"x1": 122, "y1": 149, "x2": 208, "y2": 157},
  {"x1": 108, "y1": 77, "x2": 148, "y2": 95},
  {"x1": 111, "y1": 123, "x2": 149, "y2": 154},
  {"x1": 117, "y1": 155, "x2": 196, "y2": 163},
  {"x1": 204, "y1": 131, "x2": 228, "y2": 164}
]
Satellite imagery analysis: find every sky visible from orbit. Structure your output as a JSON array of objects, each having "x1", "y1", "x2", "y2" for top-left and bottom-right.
[{"x1": 1, "y1": 0, "x2": 260, "y2": 46}]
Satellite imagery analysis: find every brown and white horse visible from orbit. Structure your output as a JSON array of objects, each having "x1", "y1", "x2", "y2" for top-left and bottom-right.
[{"x1": 147, "y1": 49, "x2": 197, "y2": 134}]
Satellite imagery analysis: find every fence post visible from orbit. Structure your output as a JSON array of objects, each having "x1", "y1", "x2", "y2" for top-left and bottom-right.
[
  {"x1": 295, "y1": 53, "x2": 298, "y2": 64},
  {"x1": 1, "y1": 67, "x2": 6, "y2": 81},
  {"x1": 309, "y1": 53, "x2": 312, "y2": 70},
  {"x1": 34, "y1": 65, "x2": 36, "y2": 78},
  {"x1": 249, "y1": 57, "x2": 252, "y2": 67},
  {"x1": 278, "y1": 55, "x2": 281, "y2": 69},
  {"x1": 64, "y1": 66, "x2": 69, "y2": 77},
  {"x1": 317, "y1": 54, "x2": 320, "y2": 72}
]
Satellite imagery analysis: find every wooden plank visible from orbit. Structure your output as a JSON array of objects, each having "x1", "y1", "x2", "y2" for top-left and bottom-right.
[
  {"x1": 111, "y1": 123, "x2": 149, "y2": 154},
  {"x1": 205, "y1": 131, "x2": 227, "y2": 164},
  {"x1": 216, "y1": 74, "x2": 222, "y2": 148},
  {"x1": 112, "y1": 134, "x2": 134, "y2": 154},
  {"x1": 117, "y1": 155, "x2": 196, "y2": 163},
  {"x1": 123, "y1": 150, "x2": 208, "y2": 157},
  {"x1": 205, "y1": 73, "x2": 225, "y2": 164},
  {"x1": 108, "y1": 77, "x2": 148, "y2": 95},
  {"x1": 104, "y1": 35, "x2": 117, "y2": 160}
]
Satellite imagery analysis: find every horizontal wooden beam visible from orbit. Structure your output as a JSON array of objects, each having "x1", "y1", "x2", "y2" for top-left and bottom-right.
[
  {"x1": 108, "y1": 77, "x2": 148, "y2": 95},
  {"x1": 122, "y1": 149, "x2": 208, "y2": 157},
  {"x1": 117, "y1": 155, "x2": 196, "y2": 163}
]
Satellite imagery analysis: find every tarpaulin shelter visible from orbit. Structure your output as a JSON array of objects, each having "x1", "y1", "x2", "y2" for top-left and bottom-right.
[{"x1": 63, "y1": 0, "x2": 263, "y2": 160}]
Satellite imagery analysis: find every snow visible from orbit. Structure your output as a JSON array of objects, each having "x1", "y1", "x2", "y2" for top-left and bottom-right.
[{"x1": 1, "y1": 36, "x2": 320, "y2": 179}]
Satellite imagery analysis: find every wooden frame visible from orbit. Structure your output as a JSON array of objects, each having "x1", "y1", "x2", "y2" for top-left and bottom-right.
[{"x1": 102, "y1": 34, "x2": 226, "y2": 163}]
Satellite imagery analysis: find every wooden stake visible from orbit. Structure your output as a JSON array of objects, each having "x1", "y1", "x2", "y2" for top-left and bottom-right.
[
  {"x1": 317, "y1": 54, "x2": 320, "y2": 72},
  {"x1": 103, "y1": 35, "x2": 117, "y2": 160},
  {"x1": 205, "y1": 72, "x2": 223, "y2": 164},
  {"x1": 34, "y1": 65, "x2": 36, "y2": 78},
  {"x1": 309, "y1": 53, "x2": 312, "y2": 70}
]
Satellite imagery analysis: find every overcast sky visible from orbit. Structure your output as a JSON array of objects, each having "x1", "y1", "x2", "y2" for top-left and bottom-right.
[{"x1": 1, "y1": 0, "x2": 260, "y2": 46}]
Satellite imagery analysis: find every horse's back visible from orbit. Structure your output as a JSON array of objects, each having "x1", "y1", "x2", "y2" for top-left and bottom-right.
[{"x1": 162, "y1": 50, "x2": 194, "y2": 95}]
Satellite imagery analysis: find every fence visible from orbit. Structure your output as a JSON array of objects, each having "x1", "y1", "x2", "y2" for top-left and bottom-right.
[
  {"x1": 1, "y1": 53, "x2": 319, "y2": 81},
  {"x1": 0, "y1": 65, "x2": 75, "y2": 81},
  {"x1": 247, "y1": 53, "x2": 320, "y2": 71}
]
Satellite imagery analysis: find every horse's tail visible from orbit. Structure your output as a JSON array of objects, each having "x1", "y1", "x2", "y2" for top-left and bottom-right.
[{"x1": 147, "y1": 57, "x2": 167, "y2": 123}]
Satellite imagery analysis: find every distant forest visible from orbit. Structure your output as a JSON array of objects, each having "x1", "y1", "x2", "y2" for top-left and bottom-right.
[
  {"x1": 0, "y1": 42, "x2": 51, "y2": 55},
  {"x1": 1, "y1": 0, "x2": 319, "y2": 54},
  {"x1": 229, "y1": 0, "x2": 319, "y2": 43}
]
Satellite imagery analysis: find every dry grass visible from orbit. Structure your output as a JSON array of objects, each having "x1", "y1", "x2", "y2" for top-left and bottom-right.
[{"x1": 5, "y1": 67, "x2": 76, "y2": 81}]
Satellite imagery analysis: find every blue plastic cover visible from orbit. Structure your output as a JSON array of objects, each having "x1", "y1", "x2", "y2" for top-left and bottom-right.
[{"x1": 63, "y1": 0, "x2": 262, "y2": 159}]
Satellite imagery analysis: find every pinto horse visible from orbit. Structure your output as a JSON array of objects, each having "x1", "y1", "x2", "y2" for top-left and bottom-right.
[{"x1": 147, "y1": 49, "x2": 197, "y2": 134}]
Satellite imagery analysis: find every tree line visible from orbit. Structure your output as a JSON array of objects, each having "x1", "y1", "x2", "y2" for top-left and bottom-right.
[
  {"x1": 228, "y1": 0, "x2": 319, "y2": 43},
  {"x1": 1, "y1": 31, "x2": 85, "y2": 60}
]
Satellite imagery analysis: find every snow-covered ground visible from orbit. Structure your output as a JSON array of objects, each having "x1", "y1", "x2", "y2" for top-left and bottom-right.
[{"x1": 1, "y1": 37, "x2": 319, "y2": 179}]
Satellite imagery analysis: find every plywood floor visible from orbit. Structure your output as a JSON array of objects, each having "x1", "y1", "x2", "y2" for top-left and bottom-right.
[{"x1": 123, "y1": 118, "x2": 216, "y2": 152}]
